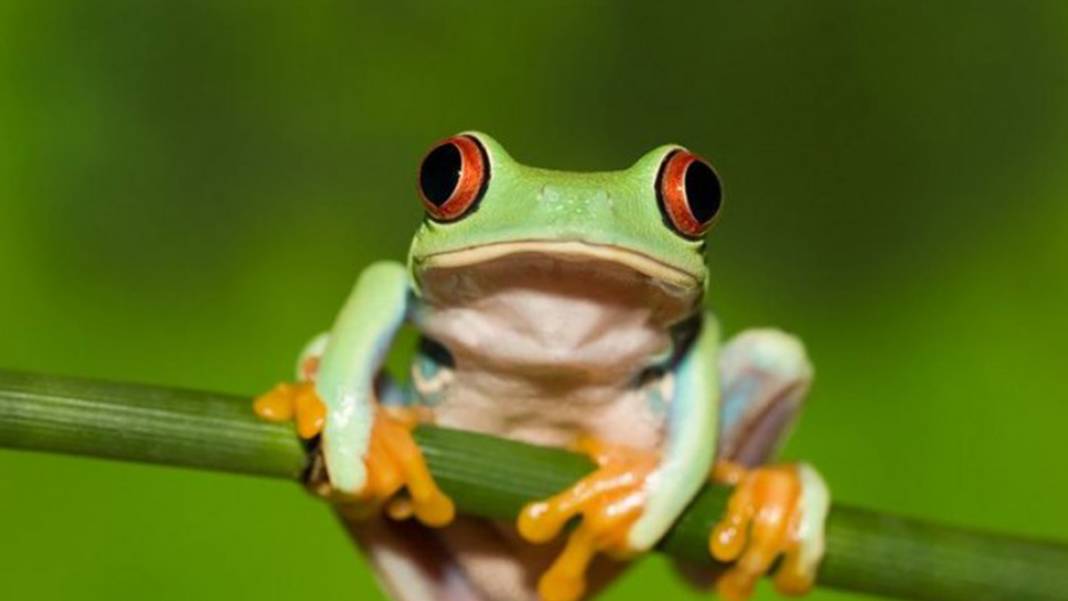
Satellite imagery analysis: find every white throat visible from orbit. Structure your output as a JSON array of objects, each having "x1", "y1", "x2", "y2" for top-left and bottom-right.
[{"x1": 416, "y1": 252, "x2": 698, "y2": 382}]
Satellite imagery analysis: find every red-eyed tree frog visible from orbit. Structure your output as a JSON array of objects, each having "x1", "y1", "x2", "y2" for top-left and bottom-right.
[{"x1": 255, "y1": 133, "x2": 829, "y2": 601}]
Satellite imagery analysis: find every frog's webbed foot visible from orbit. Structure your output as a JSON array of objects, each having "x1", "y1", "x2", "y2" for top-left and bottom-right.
[
  {"x1": 517, "y1": 437, "x2": 657, "y2": 601},
  {"x1": 709, "y1": 461, "x2": 830, "y2": 601},
  {"x1": 254, "y1": 382, "x2": 454, "y2": 528}
]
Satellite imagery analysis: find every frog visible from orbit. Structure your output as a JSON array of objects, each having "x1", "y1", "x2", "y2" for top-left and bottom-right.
[{"x1": 254, "y1": 132, "x2": 830, "y2": 601}]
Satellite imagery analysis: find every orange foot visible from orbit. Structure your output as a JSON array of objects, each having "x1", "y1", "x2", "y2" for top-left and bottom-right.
[
  {"x1": 709, "y1": 461, "x2": 827, "y2": 601},
  {"x1": 254, "y1": 381, "x2": 325, "y2": 439},
  {"x1": 518, "y1": 437, "x2": 657, "y2": 601},
  {"x1": 357, "y1": 406, "x2": 454, "y2": 526},
  {"x1": 253, "y1": 382, "x2": 453, "y2": 527}
]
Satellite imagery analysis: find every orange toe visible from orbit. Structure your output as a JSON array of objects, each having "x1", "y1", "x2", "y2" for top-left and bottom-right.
[
  {"x1": 360, "y1": 407, "x2": 455, "y2": 527},
  {"x1": 709, "y1": 462, "x2": 812, "y2": 600},
  {"x1": 253, "y1": 381, "x2": 325, "y2": 439},
  {"x1": 518, "y1": 438, "x2": 656, "y2": 601}
]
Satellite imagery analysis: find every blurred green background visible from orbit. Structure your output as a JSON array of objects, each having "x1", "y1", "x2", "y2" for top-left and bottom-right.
[{"x1": 1, "y1": 2, "x2": 1067, "y2": 600}]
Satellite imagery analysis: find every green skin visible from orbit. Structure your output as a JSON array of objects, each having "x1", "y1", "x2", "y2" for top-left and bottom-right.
[
  {"x1": 306, "y1": 133, "x2": 823, "y2": 592},
  {"x1": 408, "y1": 134, "x2": 707, "y2": 290}
]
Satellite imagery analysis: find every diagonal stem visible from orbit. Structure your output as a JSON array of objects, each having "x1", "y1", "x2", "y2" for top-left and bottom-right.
[{"x1": 0, "y1": 369, "x2": 1065, "y2": 601}]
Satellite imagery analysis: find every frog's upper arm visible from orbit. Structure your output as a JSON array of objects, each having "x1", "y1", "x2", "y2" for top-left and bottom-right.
[
  {"x1": 628, "y1": 312, "x2": 720, "y2": 549},
  {"x1": 315, "y1": 260, "x2": 412, "y2": 493}
]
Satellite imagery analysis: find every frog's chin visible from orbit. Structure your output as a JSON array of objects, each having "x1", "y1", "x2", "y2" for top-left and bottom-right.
[{"x1": 415, "y1": 240, "x2": 702, "y2": 297}]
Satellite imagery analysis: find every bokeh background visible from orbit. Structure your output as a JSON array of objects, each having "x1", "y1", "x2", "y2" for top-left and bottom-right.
[{"x1": 2, "y1": 2, "x2": 1067, "y2": 600}]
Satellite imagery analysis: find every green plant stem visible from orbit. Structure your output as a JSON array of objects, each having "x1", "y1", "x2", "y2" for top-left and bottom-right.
[{"x1": 0, "y1": 369, "x2": 1065, "y2": 601}]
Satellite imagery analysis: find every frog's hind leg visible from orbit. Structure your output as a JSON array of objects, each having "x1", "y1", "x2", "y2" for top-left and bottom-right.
[
  {"x1": 697, "y1": 329, "x2": 830, "y2": 600},
  {"x1": 717, "y1": 328, "x2": 812, "y2": 466},
  {"x1": 345, "y1": 515, "x2": 624, "y2": 601},
  {"x1": 345, "y1": 517, "x2": 483, "y2": 601}
]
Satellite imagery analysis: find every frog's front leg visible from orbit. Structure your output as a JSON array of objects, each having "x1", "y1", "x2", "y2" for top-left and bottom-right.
[
  {"x1": 517, "y1": 313, "x2": 722, "y2": 601},
  {"x1": 254, "y1": 261, "x2": 453, "y2": 527},
  {"x1": 708, "y1": 329, "x2": 830, "y2": 601}
]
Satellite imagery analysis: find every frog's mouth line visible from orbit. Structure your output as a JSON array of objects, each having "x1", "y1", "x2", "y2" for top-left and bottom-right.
[{"x1": 416, "y1": 240, "x2": 701, "y2": 291}]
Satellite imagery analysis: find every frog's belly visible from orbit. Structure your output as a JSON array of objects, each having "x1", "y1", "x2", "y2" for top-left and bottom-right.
[
  {"x1": 415, "y1": 253, "x2": 685, "y2": 451},
  {"x1": 395, "y1": 254, "x2": 699, "y2": 601},
  {"x1": 428, "y1": 369, "x2": 667, "y2": 450}
]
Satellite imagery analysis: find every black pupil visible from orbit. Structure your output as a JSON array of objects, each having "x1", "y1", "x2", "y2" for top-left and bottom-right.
[
  {"x1": 684, "y1": 160, "x2": 722, "y2": 224},
  {"x1": 420, "y1": 143, "x2": 462, "y2": 207}
]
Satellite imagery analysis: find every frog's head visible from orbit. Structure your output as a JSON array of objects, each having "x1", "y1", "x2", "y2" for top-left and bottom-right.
[{"x1": 408, "y1": 132, "x2": 722, "y2": 315}]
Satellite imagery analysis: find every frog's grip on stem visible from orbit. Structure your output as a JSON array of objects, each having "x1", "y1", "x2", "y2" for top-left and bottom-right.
[
  {"x1": 361, "y1": 407, "x2": 455, "y2": 526},
  {"x1": 709, "y1": 461, "x2": 829, "y2": 601},
  {"x1": 253, "y1": 382, "x2": 454, "y2": 528},
  {"x1": 254, "y1": 382, "x2": 325, "y2": 439},
  {"x1": 517, "y1": 437, "x2": 656, "y2": 601}
]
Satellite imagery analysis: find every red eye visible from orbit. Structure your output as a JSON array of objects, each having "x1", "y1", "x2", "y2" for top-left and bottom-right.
[
  {"x1": 656, "y1": 149, "x2": 723, "y2": 238},
  {"x1": 418, "y1": 135, "x2": 490, "y2": 222}
]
